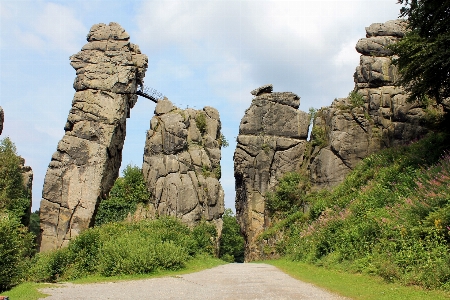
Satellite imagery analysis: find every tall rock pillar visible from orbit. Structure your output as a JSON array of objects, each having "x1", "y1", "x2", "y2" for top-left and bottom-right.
[
  {"x1": 234, "y1": 85, "x2": 310, "y2": 261},
  {"x1": 39, "y1": 23, "x2": 148, "y2": 251},
  {"x1": 142, "y1": 99, "x2": 225, "y2": 234}
]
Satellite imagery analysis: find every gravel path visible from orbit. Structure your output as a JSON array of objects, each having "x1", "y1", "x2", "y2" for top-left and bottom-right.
[{"x1": 39, "y1": 263, "x2": 348, "y2": 300}]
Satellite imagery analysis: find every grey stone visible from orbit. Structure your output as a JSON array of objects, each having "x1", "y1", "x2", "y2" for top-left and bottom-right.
[
  {"x1": 142, "y1": 101, "x2": 224, "y2": 232},
  {"x1": 365, "y1": 19, "x2": 406, "y2": 38},
  {"x1": 39, "y1": 23, "x2": 147, "y2": 252},
  {"x1": 234, "y1": 86, "x2": 310, "y2": 261},
  {"x1": 355, "y1": 36, "x2": 397, "y2": 56},
  {"x1": 250, "y1": 84, "x2": 273, "y2": 96}
]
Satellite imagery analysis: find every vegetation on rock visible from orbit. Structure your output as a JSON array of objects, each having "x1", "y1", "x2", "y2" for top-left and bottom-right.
[
  {"x1": 259, "y1": 133, "x2": 450, "y2": 290},
  {"x1": 95, "y1": 164, "x2": 150, "y2": 226}
]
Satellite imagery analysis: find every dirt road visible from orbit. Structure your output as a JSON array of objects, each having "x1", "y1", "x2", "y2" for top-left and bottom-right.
[{"x1": 39, "y1": 263, "x2": 348, "y2": 299}]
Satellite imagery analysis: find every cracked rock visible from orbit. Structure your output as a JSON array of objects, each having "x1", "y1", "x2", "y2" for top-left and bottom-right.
[
  {"x1": 234, "y1": 87, "x2": 309, "y2": 261},
  {"x1": 39, "y1": 23, "x2": 148, "y2": 252},
  {"x1": 142, "y1": 99, "x2": 224, "y2": 234}
]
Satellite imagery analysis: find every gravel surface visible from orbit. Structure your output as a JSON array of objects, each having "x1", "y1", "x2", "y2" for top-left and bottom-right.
[{"x1": 39, "y1": 263, "x2": 348, "y2": 300}]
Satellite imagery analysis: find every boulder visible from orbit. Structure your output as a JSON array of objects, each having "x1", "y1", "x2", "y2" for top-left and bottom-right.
[{"x1": 39, "y1": 23, "x2": 148, "y2": 252}]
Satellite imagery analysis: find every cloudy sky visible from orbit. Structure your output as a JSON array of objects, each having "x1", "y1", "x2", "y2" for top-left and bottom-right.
[{"x1": 0, "y1": 0, "x2": 401, "y2": 211}]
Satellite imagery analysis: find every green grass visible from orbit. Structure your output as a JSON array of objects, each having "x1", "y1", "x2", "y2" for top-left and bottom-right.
[
  {"x1": 2, "y1": 282, "x2": 54, "y2": 300},
  {"x1": 5, "y1": 255, "x2": 226, "y2": 300},
  {"x1": 263, "y1": 259, "x2": 450, "y2": 300}
]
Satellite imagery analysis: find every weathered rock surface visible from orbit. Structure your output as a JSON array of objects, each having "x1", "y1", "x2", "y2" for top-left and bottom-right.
[
  {"x1": 39, "y1": 23, "x2": 148, "y2": 252},
  {"x1": 309, "y1": 20, "x2": 430, "y2": 190},
  {"x1": 234, "y1": 86, "x2": 310, "y2": 261},
  {"x1": 0, "y1": 106, "x2": 3, "y2": 135},
  {"x1": 142, "y1": 99, "x2": 225, "y2": 233}
]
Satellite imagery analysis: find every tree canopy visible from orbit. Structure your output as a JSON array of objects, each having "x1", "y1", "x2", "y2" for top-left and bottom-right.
[{"x1": 390, "y1": 0, "x2": 450, "y2": 108}]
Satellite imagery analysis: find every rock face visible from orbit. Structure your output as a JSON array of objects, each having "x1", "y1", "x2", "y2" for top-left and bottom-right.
[
  {"x1": 234, "y1": 86, "x2": 310, "y2": 261},
  {"x1": 235, "y1": 20, "x2": 439, "y2": 261},
  {"x1": 309, "y1": 19, "x2": 430, "y2": 190},
  {"x1": 142, "y1": 99, "x2": 225, "y2": 233},
  {"x1": 0, "y1": 106, "x2": 3, "y2": 135},
  {"x1": 39, "y1": 23, "x2": 148, "y2": 252}
]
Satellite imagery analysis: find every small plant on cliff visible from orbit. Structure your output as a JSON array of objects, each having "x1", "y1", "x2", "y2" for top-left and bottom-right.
[
  {"x1": 218, "y1": 133, "x2": 229, "y2": 148},
  {"x1": 195, "y1": 112, "x2": 207, "y2": 134},
  {"x1": 348, "y1": 90, "x2": 365, "y2": 108},
  {"x1": 219, "y1": 209, "x2": 245, "y2": 263},
  {"x1": 95, "y1": 164, "x2": 150, "y2": 226},
  {"x1": 311, "y1": 126, "x2": 327, "y2": 148},
  {"x1": 308, "y1": 107, "x2": 317, "y2": 125}
]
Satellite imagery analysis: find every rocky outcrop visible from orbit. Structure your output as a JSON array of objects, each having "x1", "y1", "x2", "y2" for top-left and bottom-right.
[
  {"x1": 0, "y1": 106, "x2": 3, "y2": 135},
  {"x1": 39, "y1": 23, "x2": 148, "y2": 252},
  {"x1": 309, "y1": 20, "x2": 431, "y2": 190},
  {"x1": 234, "y1": 85, "x2": 310, "y2": 261},
  {"x1": 142, "y1": 99, "x2": 225, "y2": 233}
]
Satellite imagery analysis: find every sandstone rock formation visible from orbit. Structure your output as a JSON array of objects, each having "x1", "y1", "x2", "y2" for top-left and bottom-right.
[
  {"x1": 234, "y1": 85, "x2": 310, "y2": 261},
  {"x1": 309, "y1": 19, "x2": 430, "y2": 190},
  {"x1": 39, "y1": 23, "x2": 148, "y2": 251},
  {"x1": 0, "y1": 106, "x2": 3, "y2": 135},
  {"x1": 142, "y1": 98, "x2": 225, "y2": 233}
]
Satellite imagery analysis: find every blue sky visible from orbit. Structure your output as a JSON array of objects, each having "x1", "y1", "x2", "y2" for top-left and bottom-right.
[{"x1": 0, "y1": 0, "x2": 401, "y2": 211}]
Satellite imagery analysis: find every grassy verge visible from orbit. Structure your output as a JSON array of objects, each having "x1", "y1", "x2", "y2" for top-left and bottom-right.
[
  {"x1": 262, "y1": 259, "x2": 450, "y2": 300},
  {"x1": 5, "y1": 255, "x2": 226, "y2": 300}
]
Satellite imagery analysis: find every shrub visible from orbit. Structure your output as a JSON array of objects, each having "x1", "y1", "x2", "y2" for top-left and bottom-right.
[
  {"x1": 95, "y1": 164, "x2": 150, "y2": 226},
  {"x1": 348, "y1": 90, "x2": 365, "y2": 108},
  {"x1": 266, "y1": 172, "x2": 309, "y2": 216},
  {"x1": 26, "y1": 217, "x2": 218, "y2": 281},
  {"x1": 195, "y1": 112, "x2": 207, "y2": 134},
  {"x1": 0, "y1": 214, "x2": 34, "y2": 291}
]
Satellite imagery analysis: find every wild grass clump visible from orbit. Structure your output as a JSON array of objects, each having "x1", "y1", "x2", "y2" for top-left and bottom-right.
[
  {"x1": 262, "y1": 132, "x2": 450, "y2": 290},
  {"x1": 26, "y1": 217, "x2": 217, "y2": 282}
]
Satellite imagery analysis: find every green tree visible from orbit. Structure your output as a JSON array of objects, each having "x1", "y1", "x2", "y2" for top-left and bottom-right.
[
  {"x1": 95, "y1": 164, "x2": 150, "y2": 226},
  {"x1": 219, "y1": 209, "x2": 245, "y2": 263},
  {"x1": 0, "y1": 137, "x2": 31, "y2": 226},
  {"x1": 390, "y1": 0, "x2": 450, "y2": 106}
]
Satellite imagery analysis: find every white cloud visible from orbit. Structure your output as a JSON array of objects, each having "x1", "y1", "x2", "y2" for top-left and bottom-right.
[
  {"x1": 0, "y1": 2, "x2": 86, "y2": 54},
  {"x1": 332, "y1": 39, "x2": 360, "y2": 68}
]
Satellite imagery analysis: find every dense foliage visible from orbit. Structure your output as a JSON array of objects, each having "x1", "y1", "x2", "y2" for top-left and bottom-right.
[
  {"x1": 390, "y1": 0, "x2": 450, "y2": 106},
  {"x1": 26, "y1": 217, "x2": 217, "y2": 282},
  {"x1": 0, "y1": 137, "x2": 31, "y2": 225},
  {"x1": 95, "y1": 164, "x2": 150, "y2": 226},
  {"x1": 219, "y1": 209, "x2": 245, "y2": 262},
  {"x1": 266, "y1": 172, "x2": 309, "y2": 217},
  {"x1": 262, "y1": 133, "x2": 450, "y2": 290},
  {"x1": 0, "y1": 137, "x2": 34, "y2": 292}
]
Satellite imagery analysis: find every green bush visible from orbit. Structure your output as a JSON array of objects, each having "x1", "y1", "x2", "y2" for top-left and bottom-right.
[
  {"x1": 195, "y1": 112, "x2": 207, "y2": 134},
  {"x1": 0, "y1": 214, "x2": 34, "y2": 291},
  {"x1": 95, "y1": 164, "x2": 150, "y2": 226},
  {"x1": 26, "y1": 217, "x2": 218, "y2": 282},
  {"x1": 219, "y1": 209, "x2": 245, "y2": 262},
  {"x1": 348, "y1": 90, "x2": 365, "y2": 108},
  {"x1": 266, "y1": 172, "x2": 309, "y2": 216}
]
